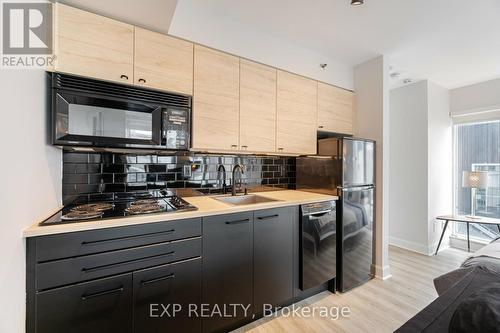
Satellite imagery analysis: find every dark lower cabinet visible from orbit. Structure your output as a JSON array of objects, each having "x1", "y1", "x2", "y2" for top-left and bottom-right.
[
  {"x1": 28, "y1": 207, "x2": 299, "y2": 333},
  {"x1": 133, "y1": 258, "x2": 202, "y2": 333},
  {"x1": 253, "y1": 208, "x2": 293, "y2": 314},
  {"x1": 36, "y1": 273, "x2": 133, "y2": 333},
  {"x1": 202, "y1": 212, "x2": 254, "y2": 333}
]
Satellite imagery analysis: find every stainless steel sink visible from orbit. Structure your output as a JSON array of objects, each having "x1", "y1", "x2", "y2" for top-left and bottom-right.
[{"x1": 214, "y1": 194, "x2": 279, "y2": 206}]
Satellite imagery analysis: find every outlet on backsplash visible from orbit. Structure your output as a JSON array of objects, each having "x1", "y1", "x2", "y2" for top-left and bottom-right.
[
  {"x1": 184, "y1": 165, "x2": 192, "y2": 177},
  {"x1": 62, "y1": 152, "x2": 296, "y2": 205}
]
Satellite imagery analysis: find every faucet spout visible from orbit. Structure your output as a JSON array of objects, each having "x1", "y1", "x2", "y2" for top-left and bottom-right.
[
  {"x1": 231, "y1": 164, "x2": 244, "y2": 196},
  {"x1": 217, "y1": 164, "x2": 227, "y2": 194}
]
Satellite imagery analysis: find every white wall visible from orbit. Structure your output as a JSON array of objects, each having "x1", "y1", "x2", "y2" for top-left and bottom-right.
[
  {"x1": 389, "y1": 81, "x2": 429, "y2": 253},
  {"x1": 389, "y1": 80, "x2": 451, "y2": 255},
  {"x1": 169, "y1": 0, "x2": 353, "y2": 90},
  {"x1": 354, "y1": 55, "x2": 391, "y2": 279},
  {"x1": 0, "y1": 70, "x2": 62, "y2": 333},
  {"x1": 427, "y1": 82, "x2": 452, "y2": 248},
  {"x1": 450, "y1": 77, "x2": 500, "y2": 114}
]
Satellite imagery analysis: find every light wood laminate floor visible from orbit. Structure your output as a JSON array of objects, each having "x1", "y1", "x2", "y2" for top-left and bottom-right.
[{"x1": 235, "y1": 246, "x2": 469, "y2": 333}]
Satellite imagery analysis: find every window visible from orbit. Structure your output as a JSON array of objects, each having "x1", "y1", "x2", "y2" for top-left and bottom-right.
[{"x1": 453, "y1": 120, "x2": 500, "y2": 241}]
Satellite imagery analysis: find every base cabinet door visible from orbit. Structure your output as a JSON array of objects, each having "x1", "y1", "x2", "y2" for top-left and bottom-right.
[
  {"x1": 202, "y1": 212, "x2": 254, "y2": 333},
  {"x1": 133, "y1": 258, "x2": 202, "y2": 333},
  {"x1": 253, "y1": 208, "x2": 294, "y2": 314},
  {"x1": 36, "y1": 273, "x2": 132, "y2": 333}
]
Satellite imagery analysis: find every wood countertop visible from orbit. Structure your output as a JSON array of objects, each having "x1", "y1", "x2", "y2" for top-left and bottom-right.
[{"x1": 23, "y1": 190, "x2": 337, "y2": 238}]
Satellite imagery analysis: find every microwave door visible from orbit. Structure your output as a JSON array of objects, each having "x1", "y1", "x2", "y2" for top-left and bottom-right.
[{"x1": 54, "y1": 92, "x2": 162, "y2": 148}]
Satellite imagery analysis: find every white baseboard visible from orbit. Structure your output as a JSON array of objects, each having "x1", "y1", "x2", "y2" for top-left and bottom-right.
[
  {"x1": 389, "y1": 236, "x2": 448, "y2": 256},
  {"x1": 372, "y1": 264, "x2": 392, "y2": 280}
]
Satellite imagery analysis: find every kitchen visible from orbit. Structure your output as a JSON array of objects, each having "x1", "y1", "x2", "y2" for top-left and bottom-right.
[{"x1": 7, "y1": 2, "x2": 378, "y2": 333}]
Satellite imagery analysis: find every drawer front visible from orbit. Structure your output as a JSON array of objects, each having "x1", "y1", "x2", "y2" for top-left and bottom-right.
[
  {"x1": 134, "y1": 258, "x2": 201, "y2": 333},
  {"x1": 36, "y1": 273, "x2": 132, "y2": 333},
  {"x1": 36, "y1": 218, "x2": 201, "y2": 262},
  {"x1": 37, "y1": 237, "x2": 201, "y2": 290}
]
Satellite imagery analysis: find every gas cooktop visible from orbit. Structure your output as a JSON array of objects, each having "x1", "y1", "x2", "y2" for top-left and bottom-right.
[{"x1": 41, "y1": 190, "x2": 197, "y2": 226}]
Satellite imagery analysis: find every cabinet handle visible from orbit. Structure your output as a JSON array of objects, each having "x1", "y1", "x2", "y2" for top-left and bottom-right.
[
  {"x1": 138, "y1": 78, "x2": 146, "y2": 83},
  {"x1": 278, "y1": 148, "x2": 284, "y2": 151},
  {"x1": 225, "y1": 218, "x2": 250, "y2": 225},
  {"x1": 241, "y1": 145, "x2": 248, "y2": 149},
  {"x1": 318, "y1": 125, "x2": 324, "y2": 129},
  {"x1": 257, "y1": 214, "x2": 279, "y2": 220},
  {"x1": 81, "y1": 229, "x2": 175, "y2": 246},
  {"x1": 81, "y1": 286, "x2": 124, "y2": 300},
  {"x1": 81, "y1": 251, "x2": 175, "y2": 273},
  {"x1": 141, "y1": 273, "x2": 175, "y2": 286},
  {"x1": 231, "y1": 145, "x2": 238, "y2": 149},
  {"x1": 120, "y1": 74, "x2": 129, "y2": 80}
]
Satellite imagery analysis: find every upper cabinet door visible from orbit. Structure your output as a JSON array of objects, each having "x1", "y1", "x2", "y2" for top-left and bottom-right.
[
  {"x1": 318, "y1": 82, "x2": 355, "y2": 135},
  {"x1": 134, "y1": 28, "x2": 194, "y2": 95},
  {"x1": 276, "y1": 71, "x2": 318, "y2": 155},
  {"x1": 240, "y1": 60, "x2": 277, "y2": 153},
  {"x1": 54, "y1": 4, "x2": 134, "y2": 84},
  {"x1": 193, "y1": 45, "x2": 240, "y2": 151}
]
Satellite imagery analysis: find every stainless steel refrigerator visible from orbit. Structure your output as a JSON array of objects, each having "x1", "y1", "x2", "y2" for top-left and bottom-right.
[{"x1": 297, "y1": 137, "x2": 375, "y2": 292}]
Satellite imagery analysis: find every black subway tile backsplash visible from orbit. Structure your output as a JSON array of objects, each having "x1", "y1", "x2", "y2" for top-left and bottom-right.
[{"x1": 62, "y1": 152, "x2": 296, "y2": 204}]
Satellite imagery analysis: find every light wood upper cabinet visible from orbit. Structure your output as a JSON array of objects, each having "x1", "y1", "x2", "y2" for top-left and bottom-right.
[
  {"x1": 54, "y1": 3, "x2": 134, "y2": 84},
  {"x1": 239, "y1": 60, "x2": 277, "y2": 153},
  {"x1": 193, "y1": 45, "x2": 240, "y2": 151},
  {"x1": 276, "y1": 71, "x2": 318, "y2": 155},
  {"x1": 134, "y1": 28, "x2": 193, "y2": 95},
  {"x1": 317, "y1": 82, "x2": 354, "y2": 135}
]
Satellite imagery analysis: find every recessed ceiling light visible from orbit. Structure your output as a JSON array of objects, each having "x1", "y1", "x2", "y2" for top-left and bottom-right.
[
  {"x1": 351, "y1": 0, "x2": 364, "y2": 5},
  {"x1": 320, "y1": 63, "x2": 328, "y2": 70},
  {"x1": 403, "y1": 79, "x2": 413, "y2": 84},
  {"x1": 390, "y1": 72, "x2": 401, "y2": 79}
]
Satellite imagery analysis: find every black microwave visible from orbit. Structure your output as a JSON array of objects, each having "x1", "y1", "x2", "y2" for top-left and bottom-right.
[{"x1": 51, "y1": 73, "x2": 191, "y2": 150}]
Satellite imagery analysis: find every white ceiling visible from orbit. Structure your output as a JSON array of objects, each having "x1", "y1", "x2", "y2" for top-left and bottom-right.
[
  {"x1": 59, "y1": 0, "x2": 178, "y2": 34},
  {"x1": 59, "y1": 0, "x2": 500, "y2": 89},
  {"x1": 170, "y1": 0, "x2": 500, "y2": 89}
]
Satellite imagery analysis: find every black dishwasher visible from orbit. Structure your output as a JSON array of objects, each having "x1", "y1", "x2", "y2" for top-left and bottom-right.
[{"x1": 299, "y1": 201, "x2": 337, "y2": 290}]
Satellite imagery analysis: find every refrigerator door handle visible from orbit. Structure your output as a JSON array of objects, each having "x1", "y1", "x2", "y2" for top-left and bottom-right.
[{"x1": 338, "y1": 185, "x2": 375, "y2": 191}]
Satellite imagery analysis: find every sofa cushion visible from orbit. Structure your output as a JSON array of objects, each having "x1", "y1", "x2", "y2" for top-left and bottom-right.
[
  {"x1": 396, "y1": 267, "x2": 500, "y2": 333},
  {"x1": 449, "y1": 283, "x2": 500, "y2": 333}
]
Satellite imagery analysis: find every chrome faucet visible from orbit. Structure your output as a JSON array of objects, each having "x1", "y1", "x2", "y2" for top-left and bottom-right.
[
  {"x1": 232, "y1": 164, "x2": 245, "y2": 196},
  {"x1": 217, "y1": 164, "x2": 227, "y2": 194}
]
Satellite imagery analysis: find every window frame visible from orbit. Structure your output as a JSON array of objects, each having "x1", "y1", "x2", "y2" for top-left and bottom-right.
[{"x1": 451, "y1": 118, "x2": 500, "y2": 243}]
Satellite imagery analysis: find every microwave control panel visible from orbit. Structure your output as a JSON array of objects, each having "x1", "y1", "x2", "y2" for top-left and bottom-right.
[{"x1": 162, "y1": 108, "x2": 190, "y2": 150}]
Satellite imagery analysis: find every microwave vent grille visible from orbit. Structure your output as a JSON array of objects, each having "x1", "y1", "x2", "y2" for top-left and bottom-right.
[{"x1": 52, "y1": 73, "x2": 191, "y2": 108}]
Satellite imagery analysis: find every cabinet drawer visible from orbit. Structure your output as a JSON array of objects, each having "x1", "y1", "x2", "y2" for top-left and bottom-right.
[
  {"x1": 134, "y1": 258, "x2": 201, "y2": 333},
  {"x1": 36, "y1": 218, "x2": 201, "y2": 262},
  {"x1": 37, "y1": 237, "x2": 201, "y2": 290},
  {"x1": 36, "y1": 273, "x2": 132, "y2": 333}
]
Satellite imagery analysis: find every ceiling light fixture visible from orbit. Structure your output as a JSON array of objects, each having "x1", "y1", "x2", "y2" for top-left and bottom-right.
[{"x1": 351, "y1": 0, "x2": 364, "y2": 5}]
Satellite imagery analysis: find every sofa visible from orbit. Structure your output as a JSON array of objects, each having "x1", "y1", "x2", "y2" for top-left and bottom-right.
[{"x1": 396, "y1": 238, "x2": 500, "y2": 333}]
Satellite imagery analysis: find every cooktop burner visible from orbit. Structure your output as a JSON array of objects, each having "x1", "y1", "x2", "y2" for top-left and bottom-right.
[
  {"x1": 61, "y1": 210, "x2": 105, "y2": 221},
  {"x1": 125, "y1": 203, "x2": 164, "y2": 215},
  {"x1": 71, "y1": 203, "x2": 115, "y2": 212},
  {"x1": 43, "y1": 190, "x2": 197, "y2": 225}
]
